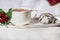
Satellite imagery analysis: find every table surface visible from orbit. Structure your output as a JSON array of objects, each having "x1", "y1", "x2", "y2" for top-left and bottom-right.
[{"x1": 0, "y1": 26, "x2": 60, "y2": 40}]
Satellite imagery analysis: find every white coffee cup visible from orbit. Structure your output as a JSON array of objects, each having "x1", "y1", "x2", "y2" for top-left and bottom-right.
[{"x1": 11, "y1": 8, "x2": 34, "y2": 26}]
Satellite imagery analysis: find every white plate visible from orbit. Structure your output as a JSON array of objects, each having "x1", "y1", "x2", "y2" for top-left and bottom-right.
[
  {"x1": 7, "y1": 23, "x2": 60, "y2": 29},
  {"x1": 7, "y1": 17, "x2": 60, "y2": 28},
  {"x1": 24, "y1": 23, "x2": 60, "y2": 28}
]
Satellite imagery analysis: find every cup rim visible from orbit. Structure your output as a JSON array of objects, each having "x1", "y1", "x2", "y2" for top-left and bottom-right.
[{"x1": 12, "y1": 8, "x2": 30, "y2": 12}]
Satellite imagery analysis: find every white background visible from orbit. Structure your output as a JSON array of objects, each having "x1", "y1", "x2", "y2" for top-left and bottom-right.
[{"x1": 0, "y1": 0, "x2": 60, "y2": 17}]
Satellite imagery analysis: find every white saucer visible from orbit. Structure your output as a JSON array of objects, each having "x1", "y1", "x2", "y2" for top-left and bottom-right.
[
  {"x1": 7, "y1": 17, "x2": 60, "y2": 28},
  {"x1": 7, "y1": 23, "x2": 60, "y2": 29}
]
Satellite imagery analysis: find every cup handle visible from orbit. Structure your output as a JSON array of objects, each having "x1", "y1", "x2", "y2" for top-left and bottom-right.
[{"x1": 31, "y1": 10, "x2": 37, "y2": 18}]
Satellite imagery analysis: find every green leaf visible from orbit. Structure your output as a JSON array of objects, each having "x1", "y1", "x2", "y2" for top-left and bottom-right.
[
  {"x1": 6, "y1": 8, "x2": 12, "y2": 17},
  {"x1": 1, "y1": 22, "x2": 7, "y2": 25},
  {"x1": 0, "y1": 9, "x2": 4, "y2": 13},
  {"x1": 6, "y1": 8, "x2": 12, "y2": 24}
]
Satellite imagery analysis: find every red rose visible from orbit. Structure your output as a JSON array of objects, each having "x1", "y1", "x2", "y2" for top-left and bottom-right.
[
  {"x1": 47, "y1": 0, "x2": 60, "y2": 6},
  {"x1": 0, "y1": 12, "x2": 8, "y2": 22}
]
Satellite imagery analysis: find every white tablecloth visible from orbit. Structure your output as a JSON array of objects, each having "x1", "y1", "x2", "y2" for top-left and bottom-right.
[{"x1": 0, "y1": 26, "x2": 60, "y2": 40}]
